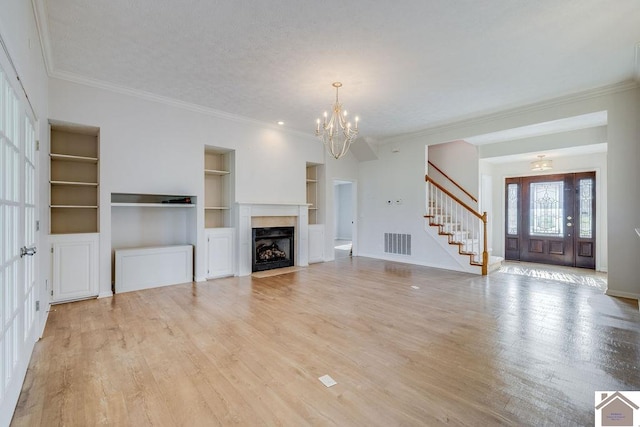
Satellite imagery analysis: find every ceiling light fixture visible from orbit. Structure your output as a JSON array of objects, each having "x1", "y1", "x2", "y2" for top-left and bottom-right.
[
  {"x1": 530, "y1": 155, "x2": 553, "y2": 171},
  {"x1": 315, "y1": 82, "x2": 359, "y2": 160},
  {"x1": 277, "y1": 121, "x2": 284, "y2": 125}
]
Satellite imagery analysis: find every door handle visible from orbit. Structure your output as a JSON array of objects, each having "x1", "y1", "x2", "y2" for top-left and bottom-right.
[{"x1": 20, "y1": 246, "x2": 37, "y2": 258}]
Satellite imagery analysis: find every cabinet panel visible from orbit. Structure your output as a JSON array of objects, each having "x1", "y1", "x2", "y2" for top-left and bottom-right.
[
  {"x1": 51, "y1": 233, "x2": 99, "y2": 302},
  {"x1": 308, "y1": 224, "x2": 324, "y2": 263},
  {"x1": 206, "y1": 228, "x2": 235, "y2": 278}
]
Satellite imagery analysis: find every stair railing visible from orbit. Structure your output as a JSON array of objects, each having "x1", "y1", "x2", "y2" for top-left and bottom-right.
[
  {"x1": 425, "y1": 175, "x2": 488, "y2": 275},
  {"x1": 427, "y1": 160, "x2": 478, "y2": 204}
]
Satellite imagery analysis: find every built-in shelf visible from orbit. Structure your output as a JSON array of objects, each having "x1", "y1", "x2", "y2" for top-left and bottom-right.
[
  {"x1": 51, "y1": 180, "x2": 99, "y2": 187},
  {"x1": 50, "y1": 123, "x2": 100, "y2": 234},
  {"x1": 50, "y1": 153, "x2": 98, "y2": 163},
  {"x1": 111, "y1": 202, "x2": 195, "y2": 208},
  {"x1": 306, "y1": 164, "x2": 320, "y2": 225},
  {"x1": 205, "y1": 169, "x2": 230, "y2": 176},
  {"x1": 51, "y1": 205, "x2": 99, "y2": 209},
  {"x1": 205, "y1": 148, "x2": 234, "y2": 228},
  {"x1": 111, "y1": 193, "x2": 195, "y2": 209}
]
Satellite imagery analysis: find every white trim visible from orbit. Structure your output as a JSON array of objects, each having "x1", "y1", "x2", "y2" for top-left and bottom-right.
[
  {"x1": 98, "y1": 291, "x2": 114, "y2": 299},
  {"x1": 31, "y1": 0, "x2": 54, "y2": 75},
  {"x1": 383, "y1": 81, "x2": 638, "y2": 146},
  {"x1": 605, "y1": 289, "x2": 640, "y2": 304}
]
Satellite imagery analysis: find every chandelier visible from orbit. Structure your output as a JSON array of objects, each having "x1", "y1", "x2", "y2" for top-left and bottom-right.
[
  {"x1": 530, "y1": 155, "x2": 553, "y2": 171},
  {"x1": 315, "y1": 82, "x2": 359, "y2": 159}
]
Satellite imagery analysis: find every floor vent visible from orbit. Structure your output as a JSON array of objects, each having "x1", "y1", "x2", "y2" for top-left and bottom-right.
[{"x1": 384, "y1": 233, "x2": 412, "y2": 255}]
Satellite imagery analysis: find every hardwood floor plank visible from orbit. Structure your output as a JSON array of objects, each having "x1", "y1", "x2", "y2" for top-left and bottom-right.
[{"x1": 11, "y1": 257, "x2": 640, "y2": 426}]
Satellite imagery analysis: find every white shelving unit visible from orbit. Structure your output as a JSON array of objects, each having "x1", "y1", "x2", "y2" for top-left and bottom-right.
[
  {"x1": 204, "y1": 148, "x2": 234, "y2": 228},
  {"x1": 49, "y1": 121, "x2": 100, "y2": 303},
  {"x1": 50, "y1": 124, "x2": 100, "y2": 234},
  {"x1": 306, "y1": 163, "x2": 319, "y2": 225},
  {"x1": 204, "y1": 147, "x2": 235, "y2": 278}
]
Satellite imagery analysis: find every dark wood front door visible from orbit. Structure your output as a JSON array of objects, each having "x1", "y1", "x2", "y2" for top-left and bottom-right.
[{"x1": 505, "y1": 172, "x2": 595, "y2": 269}]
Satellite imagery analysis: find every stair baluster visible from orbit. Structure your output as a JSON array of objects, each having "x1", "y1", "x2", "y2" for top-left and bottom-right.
[{"x1": 425, "y1": 175, "x2": 489, "y2": 275}]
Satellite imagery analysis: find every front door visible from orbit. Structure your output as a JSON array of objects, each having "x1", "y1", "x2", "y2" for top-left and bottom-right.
[{"x1": 505, "y1": 172, "x2": 595, "y2": 269}]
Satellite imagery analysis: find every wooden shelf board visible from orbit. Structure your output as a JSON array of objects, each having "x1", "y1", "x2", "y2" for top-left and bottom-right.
[
  {"x1": 205, "y1": 169, "x2": 230, "y2": 176},
  {"x1": 51, "y1": 205, "x2": 98, "y2": 209},
  {"x1": 205, "y1": 206, "x2": 230, "y2": 210},
  {"x1": 306, "y1": 179, "x2": 317, "y2": 183},
  {"x1": 50, "y1": 180, "x2": 98, "y2": 187},
  {"x1": 111, "y1": 203, "x2": 195, "y2": 208},
  {"x1": 50, "y1": 153, "x2": 98, "y2": 163}
]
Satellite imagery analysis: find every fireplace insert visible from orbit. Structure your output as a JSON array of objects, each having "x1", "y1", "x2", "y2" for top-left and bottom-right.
[{"x1": 252, "y1": 226, "x2": 294, "y2": 272}]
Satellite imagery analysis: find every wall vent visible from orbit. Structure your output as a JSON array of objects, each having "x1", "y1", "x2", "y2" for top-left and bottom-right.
[{"x1": 384, "y1": 233, "x2": 411, "y2": 255}]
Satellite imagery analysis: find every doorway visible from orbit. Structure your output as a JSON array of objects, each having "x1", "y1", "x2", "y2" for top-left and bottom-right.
[
  {"x1": 505, "y1": 172, "x2": 595, "y2": 269},
  {"x1": 334, "y1": 180, "x2": 354, "y2": 258}
]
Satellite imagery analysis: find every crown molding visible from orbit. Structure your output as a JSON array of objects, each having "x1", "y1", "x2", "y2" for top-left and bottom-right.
[
  {"x1": 49, "y1": 69, "x2": 315, "y2": 140},
  {"x1": 31, "y1": 0, "x2": 54, "y2": 75},
  {"x1": 383, "y1": 80, "x2": 639, "y2": 146}
]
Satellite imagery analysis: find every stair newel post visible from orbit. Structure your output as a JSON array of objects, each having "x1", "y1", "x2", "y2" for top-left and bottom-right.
[{"x1": 481, "y1": 211, "x2": 489, "y2": 275}]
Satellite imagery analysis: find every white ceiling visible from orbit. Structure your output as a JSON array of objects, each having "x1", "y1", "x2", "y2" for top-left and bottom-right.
[{"x1": 39, "y1": 0, "x2": 640, "y2": 142}]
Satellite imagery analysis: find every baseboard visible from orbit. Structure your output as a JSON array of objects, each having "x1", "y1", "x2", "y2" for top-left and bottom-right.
[
  {"x1": 195, "y1": 276, "x2": 206, "y2": 283},
  {"x1": 605, "y1": 289, "x2": 640, "y2": 301},
  {"x1": 356, "y1": 252, "x2": 481, "y2": 275},
  {"x1": 98, "y1": 291, "x2": 114, "y2": 299}
]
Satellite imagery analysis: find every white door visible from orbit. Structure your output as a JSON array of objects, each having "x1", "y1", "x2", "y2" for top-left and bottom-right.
[
  {"x1": 206, "y1": 228, "x2": 234, "y2": 278},
  {"x1": 0, "y1": 60, "x2": 39, "y2": 424},
  {"x1": 51, "y1": 234, "x2": 99, "y2": 302}
]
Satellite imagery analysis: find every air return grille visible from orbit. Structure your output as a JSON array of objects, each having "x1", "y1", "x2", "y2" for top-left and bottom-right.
[{"x1": 384, "y1": 233, "x2": 412, "y2": 255}]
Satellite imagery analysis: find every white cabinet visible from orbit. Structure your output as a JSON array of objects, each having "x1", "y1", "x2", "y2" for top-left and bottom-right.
[
  {"x1": 51, "y1": 233, "x2": 99, "y2": 302},
  {"x1": 206, "y1": 228, "x2": 235, "y2": 278},
  {"x1": 308, "y1": 224, "x2": 325, "y2": 264}
]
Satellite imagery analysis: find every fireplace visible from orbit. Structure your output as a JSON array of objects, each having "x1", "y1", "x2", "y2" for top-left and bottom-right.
[{"x1": 252, "y1": 227, "x2": 294, "y2": 272}]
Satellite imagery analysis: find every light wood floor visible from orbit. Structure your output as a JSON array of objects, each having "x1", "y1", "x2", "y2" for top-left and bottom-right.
[{"x1": 11, "y1": 257, "x2": 640, "y2": 426}]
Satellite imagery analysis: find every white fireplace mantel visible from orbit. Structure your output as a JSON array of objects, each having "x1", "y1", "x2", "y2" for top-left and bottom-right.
[{"x1": 236, "y1": 203, "x2": 309, "y2": 276}]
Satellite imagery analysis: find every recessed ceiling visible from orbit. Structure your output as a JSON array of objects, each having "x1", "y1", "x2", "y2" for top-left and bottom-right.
[{"x1": 39, "y1": 0, "x2": 640, "y2": 142}]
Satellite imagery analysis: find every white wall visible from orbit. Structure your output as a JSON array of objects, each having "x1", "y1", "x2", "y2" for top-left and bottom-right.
[
  {"x1": 358, "y1": 143, "x2": 466, "y2": 270},
  {"x1": 48, "y1": 78, "x2": 325, "y2": 294},
  {"x1": 428, "y1": 139, "x2": 479, "y2": 204}
]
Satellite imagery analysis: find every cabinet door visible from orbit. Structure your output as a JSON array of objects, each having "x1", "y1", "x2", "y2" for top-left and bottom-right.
[
  {"x1": 308, "y1": 225, "x2": 325, "y2": 264},
  {"x1": 52, "y1": 234, "x2": 99, "y2": 302},
  {"x1": 206, "y1": 229, "x2": 234, "y2": 278}
]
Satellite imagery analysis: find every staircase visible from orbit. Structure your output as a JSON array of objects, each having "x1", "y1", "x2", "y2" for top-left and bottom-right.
[{"x1": 425, "y1": 174, "x2": 493, "y2": 275}]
